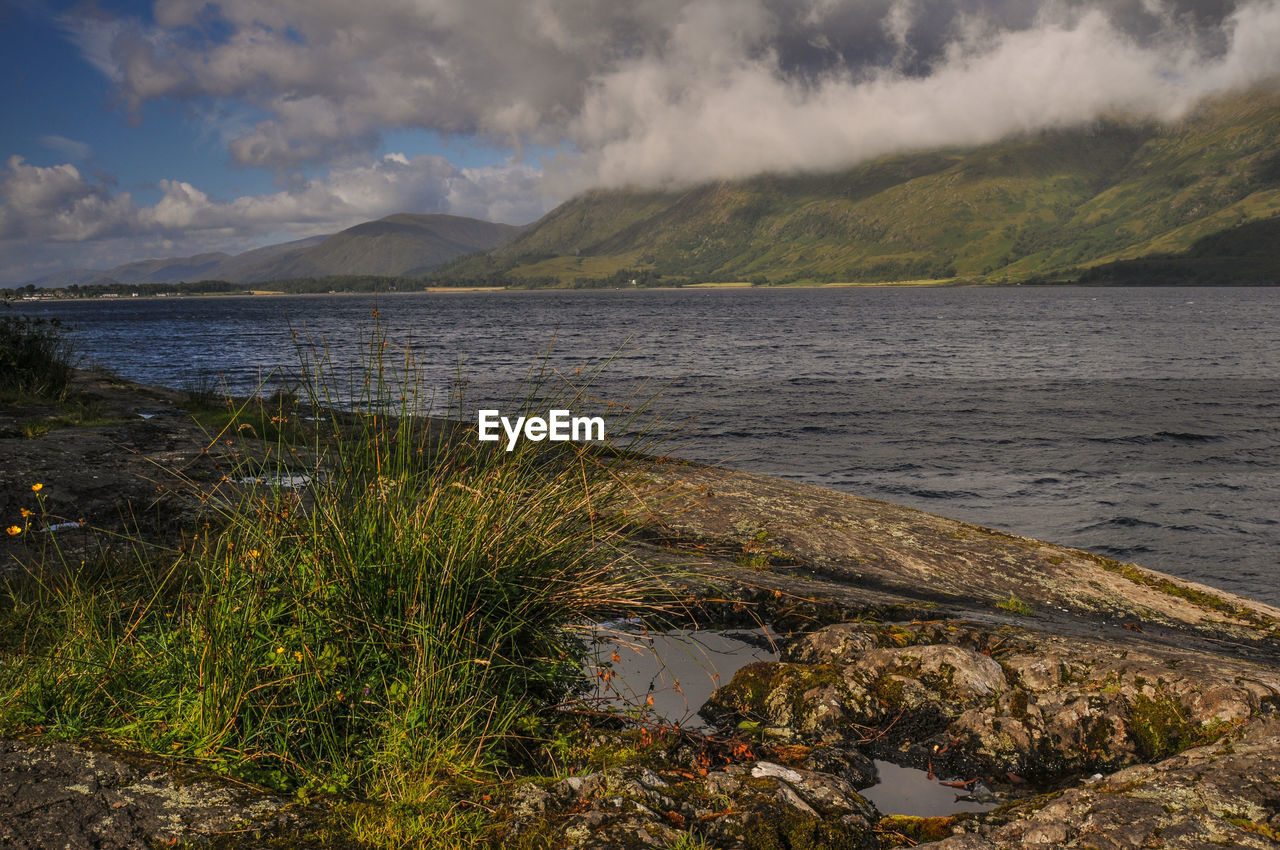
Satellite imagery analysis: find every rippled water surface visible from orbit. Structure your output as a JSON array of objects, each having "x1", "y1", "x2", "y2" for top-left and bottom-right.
[{"x1": 21, "y1": 286, "x2": 1280, "y2": 604}]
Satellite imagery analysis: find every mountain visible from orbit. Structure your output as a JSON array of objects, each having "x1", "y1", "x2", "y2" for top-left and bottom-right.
[
  {"x1": 21, "y1": 268, "x2": 120, "y2": 289},
  {"x1": 26, "y1": 214, "x2": 521, "y2": 287},
  {"x1": 235, "y1": 214, "x2": 523, "y2": 281},
  {"x1": 441, "y1": 88, "x2": 1280, "y2": 286},
  {"x1": 206, "y1": 235, "x2": 330, "y2": 280},
  {"x1": 84, "y1": 252, "x2": 236, "y2": 286}
]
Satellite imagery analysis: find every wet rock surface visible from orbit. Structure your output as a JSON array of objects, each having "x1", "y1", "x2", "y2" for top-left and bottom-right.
[{"x1": 616, "y1": 462, "x2": 1280, "y2": 847}]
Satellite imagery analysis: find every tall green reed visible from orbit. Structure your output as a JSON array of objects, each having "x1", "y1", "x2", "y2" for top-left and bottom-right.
[
  {"x1": 0, "y1": 322, "x2": 668, "y2": 798},
  {"x1": 0, "y1": 314, "x2": 75, "y2": 400}
]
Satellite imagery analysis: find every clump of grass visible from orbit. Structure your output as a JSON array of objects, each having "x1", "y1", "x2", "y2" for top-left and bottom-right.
[
  {"x1": 179, "y1": 370, "x2": 229, "y2": 411},
  {"x1": 0, "y1": 326, "x2": 666, "y2": 817},
  {"x1": 0, "y1": 314, "x2": 75, "y2": 401},
  {"x1": 996, "y1": 593, "x2": 1034, "y2": 616}
]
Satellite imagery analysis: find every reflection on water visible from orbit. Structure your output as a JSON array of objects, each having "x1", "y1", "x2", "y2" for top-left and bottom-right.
[
  {"x1": 859, "y1": 759, "x2": 999, "y2": 817},
  {"x1": 584, "y1": 626, "x2": 777, "y2": 729},
  {"x1": 235, "y1": 473, "x2": 313, "y2": 488}
]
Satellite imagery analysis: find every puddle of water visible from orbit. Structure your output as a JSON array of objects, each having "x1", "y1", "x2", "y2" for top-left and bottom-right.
[
  {"x1": 584, "y1": 626, "x2": 777, "y2": 729},
  {"x1": 235, "y1": 473, "x2": 312, "y2": 488},
  {"x1": 859, "y1": 759, "x2": 999, "y2": 817}
]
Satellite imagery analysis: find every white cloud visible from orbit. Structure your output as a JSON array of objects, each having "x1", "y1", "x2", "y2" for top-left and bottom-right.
[
  {"x1": 0, "y1": 153, "x2": 549, "y2": 283},
  {"x1": 559, "y1": 1, "x2": 1280, "y2": 191},
  {"x1": 0, "y1": 156, "x2": 136, "y2": 242},
  {"x1": 8, "y1": 0, "x2": 1280, "y2": 282},
  {"x1": 55, "y1": 0, "x2": 1280, "y2": 184}
]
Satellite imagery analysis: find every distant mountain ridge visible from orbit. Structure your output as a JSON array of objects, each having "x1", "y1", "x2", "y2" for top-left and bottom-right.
[
  {"x1": 440, "y1": 87, "x2": 1280, "y2": 286},
  {"x1": 26, "y1": 214, "x2": 522, "y2": 287},
  {"x1": 27, "y1": 89, "x2": 1280, "y2": 290}
]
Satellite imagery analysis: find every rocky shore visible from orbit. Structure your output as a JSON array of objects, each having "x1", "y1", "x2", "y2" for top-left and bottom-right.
[{"x1": 3, "y1": 372, "x2": 1278, "y2": 848}]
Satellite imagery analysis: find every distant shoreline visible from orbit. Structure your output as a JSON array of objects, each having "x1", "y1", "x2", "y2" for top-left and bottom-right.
[
  {"x1": 9, "y1": 280, "x2": 969, "y2": 302},
  {"x1": 11, "y1": 278, "x2": 1279, "y2": 304}
]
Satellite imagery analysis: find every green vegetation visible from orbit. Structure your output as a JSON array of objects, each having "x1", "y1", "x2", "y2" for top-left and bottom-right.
[
  {"x1": 1223, "y1": 814, "x2": 1280, "y2": 842},
  {"x1": 877, "y1": 814, "x2": 967, "y2": 846},
  {"x1": 733, "y1": 529, "x2": 791, "y2": 570},
  {"x1": 4, "y1": 275, "x2": 424, "y2": 301},
  {"x1": 668, "y1": 832, "x2": 715, "y2": 850},
  {"x1": 996, "y1": 593, "x2": 1035, "y2": 616},
  {"x1": 0, "y1": 332, "x2": 667, "y2": 845},
  {"x1": 247, "y1": 213, "x2": 521, "y2": 280},
  {"x1": 0, "y1": 315, "x2": 75, "y2": 401},
  {"x1": 435, "y1": 88, "x2": 1280, "y2": 287},
  {"x1": 1127, "y1": 690, "x2": 1237, "y2": 761},
  {"x1": 740, "y1": 807, "x2": 870, "y2": 850},
  {"x1": 1077, "y1": 217, "x2": 1280, "y2": 285},
  {"x1": 7, "y1": 403, "x2": 128, "y2": 439},
  {"x1": 11, "y1": 91, "x2": 1280, "y2": 296},
  {"x1": 1083, "y1": 552, "x2": 1271, "y2": 629}
]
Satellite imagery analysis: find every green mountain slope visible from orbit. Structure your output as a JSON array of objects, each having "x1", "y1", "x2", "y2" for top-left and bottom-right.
[
  {"x1": 240, "y1": 213, "x2": 523, "y2": 281},
  {"x1": 24, "y1": 214, "x2": 521, "y2": 288},
  {"x1": 441, "y1": 88, "x2": 1280, "y2": 286}
]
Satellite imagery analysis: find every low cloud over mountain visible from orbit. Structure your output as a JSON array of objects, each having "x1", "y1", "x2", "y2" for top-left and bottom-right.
[{"x1": 4, "y1": 0, "x2": 1280, "y2": 282}]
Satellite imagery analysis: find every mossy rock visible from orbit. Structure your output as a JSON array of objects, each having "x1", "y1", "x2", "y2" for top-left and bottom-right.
[
  {"x1": 740, "y1": 806, "x2": 876, "y2": 850},
  {"x1": 876, "y1": 814, "x2": 968, "y2": 847},
  {"x1": 702, "y1": 662, "x2": 851, "y2": 732},
  {"x1": 1128, "y1": 690, "x2": 1233, "y2": 761}
]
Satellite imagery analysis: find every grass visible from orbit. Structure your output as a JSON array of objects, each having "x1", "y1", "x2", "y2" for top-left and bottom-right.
[
  {"x1": 1082, "y1": 552, "x2": 1272, "y2": 628},
  {"x1": 0, "y1": 326, "x2": 670, "y2": 844},
  {"x1": 0, "y1": 314, "x2": 75, "y2": 401},
  {"x1": 996, "y1": 593, "x2": 1034, "y2": 616},
  {"x1": 0, "y1": 399, "x2": 129, "y2": 439}
]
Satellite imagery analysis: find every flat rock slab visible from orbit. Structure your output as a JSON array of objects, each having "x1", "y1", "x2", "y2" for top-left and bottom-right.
[
  {"x1": 1, "y1": 373, "x2": 229, "y2": 565},
  {"x1": 629, "y1": 462, "x2": 1280, "y2": 657},
  {"x1": 0, "y1": 739, "x2": 305, "y2": 849}
]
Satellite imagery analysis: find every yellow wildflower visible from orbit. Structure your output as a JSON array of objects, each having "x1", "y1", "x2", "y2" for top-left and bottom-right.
[
  {"x1": 5, "y1": 526, "x2": 21, "y2": 536},
  {"x1": 19, "y1": 509, "x2": 32, "y2": 518},
  {"x1": 294, "y1": 651, "x2": 303, "y2": 663},
  {"x1": 31, "y1": 483, "x2": 42, "y2": 492},
  {"x1": 248, "y1": 549, "x2": 260, "y2": 558},
  {"x1": 275, "y1": 647, "x2": 285, "y2": 654}
]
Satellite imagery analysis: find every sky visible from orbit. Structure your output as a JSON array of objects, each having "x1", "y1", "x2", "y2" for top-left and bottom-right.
[{"x1": 2, "y1": 0, "x2": 1279, "y2": 285}]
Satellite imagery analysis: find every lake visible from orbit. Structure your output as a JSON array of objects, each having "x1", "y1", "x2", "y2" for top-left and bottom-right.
[{"x1": 18, "y1": 285, "x2": 1280, "y2": 605}]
